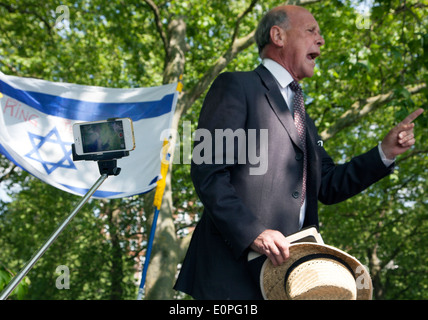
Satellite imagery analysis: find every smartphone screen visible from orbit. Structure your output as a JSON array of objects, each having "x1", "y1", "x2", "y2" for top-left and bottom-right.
[{"x1": 80, "y1": 120, "x2": 126, "y2": 153}]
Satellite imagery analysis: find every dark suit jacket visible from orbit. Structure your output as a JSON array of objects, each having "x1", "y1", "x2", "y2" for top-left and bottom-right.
[{"x1": 174, "y1": 65, "x2": 393, "y2": 299}]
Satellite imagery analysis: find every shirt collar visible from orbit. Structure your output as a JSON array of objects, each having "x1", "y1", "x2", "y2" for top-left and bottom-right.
[{"x1": 262, "y1": 58, "x2": 294, "y2": 89}]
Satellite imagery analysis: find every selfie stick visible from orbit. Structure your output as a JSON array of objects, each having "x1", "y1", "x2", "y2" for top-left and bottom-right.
[{"x1": 0, "y1": 145, "x2": 127, "y2": 300}]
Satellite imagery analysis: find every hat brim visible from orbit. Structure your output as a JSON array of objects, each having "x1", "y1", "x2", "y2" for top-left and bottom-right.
[{"x1": 260, "y1": 242, "x2": 372, "y2": 300}]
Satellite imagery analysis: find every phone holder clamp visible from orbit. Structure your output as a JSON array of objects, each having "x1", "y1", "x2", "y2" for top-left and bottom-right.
[{"x1": 71, "y1": 144, "x2": 129, "y2": 176}]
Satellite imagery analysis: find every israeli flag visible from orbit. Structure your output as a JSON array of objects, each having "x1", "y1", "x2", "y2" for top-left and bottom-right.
[{"x1": 0, "y1": 72, "x2": 178, "y2": 199}]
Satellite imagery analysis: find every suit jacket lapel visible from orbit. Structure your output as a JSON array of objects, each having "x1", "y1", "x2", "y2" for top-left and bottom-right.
[{"x1": 254, "y1": 65, "x2": 303, "y2": 151}]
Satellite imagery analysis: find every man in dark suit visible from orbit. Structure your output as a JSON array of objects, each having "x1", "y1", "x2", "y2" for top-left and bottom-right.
[{"x1": 173, "y1": 5, "x2": 423, "y2": 299}]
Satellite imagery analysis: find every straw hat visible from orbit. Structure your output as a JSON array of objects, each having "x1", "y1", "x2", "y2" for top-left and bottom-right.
[{"x1": 260, "y1": 243, "x2": 372, "y2": 300}]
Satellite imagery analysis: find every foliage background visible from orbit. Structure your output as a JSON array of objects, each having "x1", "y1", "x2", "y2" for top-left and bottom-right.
[{"x1": 0, "y1": 0, "x2": 426, "y2": 300}]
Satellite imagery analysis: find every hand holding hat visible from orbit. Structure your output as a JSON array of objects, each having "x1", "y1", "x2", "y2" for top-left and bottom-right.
[{"x1": 260, "y1": 242, "x2": 372, "y2": 300}]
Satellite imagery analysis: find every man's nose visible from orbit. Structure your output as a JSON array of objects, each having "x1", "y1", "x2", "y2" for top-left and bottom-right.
[{"x1": 316, "y1": 35, "x2": 325, "y2": 47}]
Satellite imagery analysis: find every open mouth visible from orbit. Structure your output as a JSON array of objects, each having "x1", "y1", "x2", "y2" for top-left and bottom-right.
[{"x1": 306, "y1": 52, "x2": 319, "y2": 64}]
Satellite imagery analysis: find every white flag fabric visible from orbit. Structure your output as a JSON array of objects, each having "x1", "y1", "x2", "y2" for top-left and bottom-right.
[{"x1": 0, "y1": 72, "x2": 178, "y2": 199}]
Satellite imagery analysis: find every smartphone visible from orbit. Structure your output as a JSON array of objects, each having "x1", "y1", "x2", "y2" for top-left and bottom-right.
[{"x1": 73, "y1": 118, "x2": 135, "y2": 156}]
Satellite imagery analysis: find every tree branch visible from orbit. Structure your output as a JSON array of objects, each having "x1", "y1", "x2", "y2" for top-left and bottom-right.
[
  {"x1": 230, "y1": 0, "x2": 259, "y2": 45},
  {"x1": 0, "y1": 162, "x2": 17, "y2": 183},
  {"x1": 293, "y1": 0, "x2": 323, "y2": 5},
  {"x1": 0, "y1": 60, "x2": 18, "y2": 75},
  {"x1": 396, "y1": 148, "x2": 428, "y2": 164},
  {"x1": 179, "y1": 29, "x2": 256, "y2": 115},
  {"x1": 319, "y1": 83, "x2": 426, "y2": 141},
  {"x1": 0, "y1": 2, "x2": 53, "y2": 34},
  {"x1": 143, "y1": 0, "x2": 169, "y2": 55}
]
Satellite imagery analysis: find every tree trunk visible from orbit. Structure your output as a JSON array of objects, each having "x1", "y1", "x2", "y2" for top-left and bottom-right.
[
  {"x1": 368, "y1": 243, "x2": 384, "y2": 300},
  {"x1": 106, "y1": 201, "x2": 124, "y2": 300},
  {"x1": 144, "y1": 18, "x2": 187, "y2": 300}
]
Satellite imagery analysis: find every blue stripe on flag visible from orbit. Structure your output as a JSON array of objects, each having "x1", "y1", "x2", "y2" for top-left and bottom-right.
[
  {"x1": 0, "y1": 79, "x2": 174, "y2": 121},
  {"x1": 60, "y1": 183, "x2": 125, "y2": 198},
  {"x1": 0, "y1": 143, "x2": 21, "y2": 167},
  {"x1": 61, "y1": 183, "x2": 158, "y2": 198}
]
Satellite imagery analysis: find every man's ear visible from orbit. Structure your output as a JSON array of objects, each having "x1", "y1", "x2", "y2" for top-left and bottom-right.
[{"x1": 269, "y1": 25, "x2": 286, "y2": 48}]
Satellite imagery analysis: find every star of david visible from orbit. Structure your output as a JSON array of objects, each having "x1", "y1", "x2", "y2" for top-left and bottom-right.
[{"x1": 25, "y1": 127, "x2": 76, "y2": 175}]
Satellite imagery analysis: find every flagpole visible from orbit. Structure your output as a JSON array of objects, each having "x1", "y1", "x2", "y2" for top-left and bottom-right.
[
  {"x1": 136, "y1": 207, "x2": 160, "y2": 300},
  {"x1": 0, "y1": 173, "x2": 108, "y2": 300},
  {"x1": 136, "y1": 77, "x2": 181, "y2": 300},
  {"x1": 136, "y1": 140, "x2": 170, "y2": 300}
]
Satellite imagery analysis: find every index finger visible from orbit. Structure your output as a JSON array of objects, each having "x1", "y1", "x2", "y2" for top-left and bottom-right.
[{"x1": 401, "y1": 108, "x2": 424, "y2": 125}]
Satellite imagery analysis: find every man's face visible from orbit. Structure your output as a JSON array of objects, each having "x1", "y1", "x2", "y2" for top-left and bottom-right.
[{"x1": 278, "y1": 9, "x2": 324, "y2": 81}]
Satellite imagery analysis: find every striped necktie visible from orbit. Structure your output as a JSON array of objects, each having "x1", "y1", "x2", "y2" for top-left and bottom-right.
[{"x1": 289, "y1": 80, "x2": 307, "y2": 206}]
